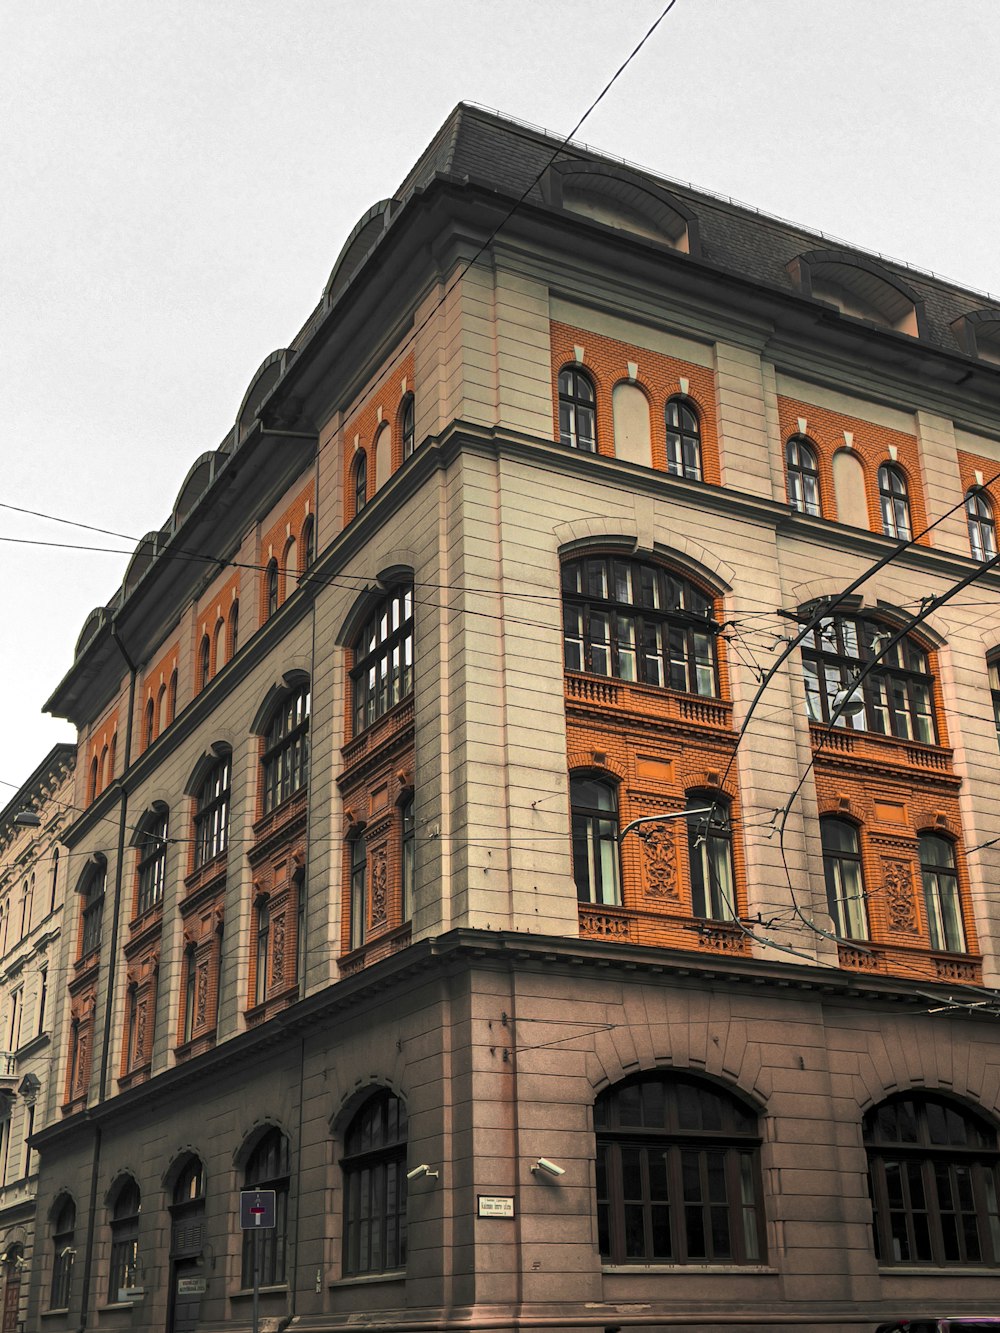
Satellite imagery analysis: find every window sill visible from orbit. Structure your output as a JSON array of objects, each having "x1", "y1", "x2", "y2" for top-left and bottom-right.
[
  {"x1": 329, "y1": 1269, "x2": 405, "y2": 1288},
  {"x1": 40, "y1": 1308, "x2": 70, "y2": 1318},
  {"x1": 602, "y1": 1263, "x2": 778, "y2": 1275},
  {"x1": 230, "y1": 1284, "x2": 288, "y2": 1301},
  {"x1": 877, "y1": 1264, "x2": 1000, "y2": 1276}
]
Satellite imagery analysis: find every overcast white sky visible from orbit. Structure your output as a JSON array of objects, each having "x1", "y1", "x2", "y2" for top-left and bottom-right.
[{"x1": 3, "y1": 0, "x2": 1000, "y2": 792}]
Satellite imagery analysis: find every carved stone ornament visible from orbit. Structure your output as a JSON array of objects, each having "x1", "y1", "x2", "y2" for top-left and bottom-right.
[
  {"x1": 195, "y1": 960, "x2": 209, "y2": 1027},
  {"x1": 271, "y1": 913, "x2": 286, "y2": 983},
  {"x1": 883, "y1": 858, "x2": 916, "y2": 932},
  {"x1": 371, "y1": 847, "x2": 388, "y2": 927},
  {"x1": 643, "y1": 827, "x2": 678, "y2": 899}
]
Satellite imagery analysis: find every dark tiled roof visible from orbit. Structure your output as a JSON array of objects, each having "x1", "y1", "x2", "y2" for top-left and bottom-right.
[{"x1": 394, "y1": 102, "x2": 992, "y2": 356}]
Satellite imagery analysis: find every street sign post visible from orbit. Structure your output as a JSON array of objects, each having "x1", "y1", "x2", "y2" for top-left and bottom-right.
[{"x1": 239, "y1": 1190, "x2": 276, "y2": 1333}]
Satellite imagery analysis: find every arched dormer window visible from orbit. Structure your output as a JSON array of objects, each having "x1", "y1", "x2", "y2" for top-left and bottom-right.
[
  {"x1": 595, "y1": 1072, "x2": 764, "y2": 1265},
  {"x1": 865, "y1": 1093, "x2": 1000, "y2": 1266},
  {"x1": 789, "y1": 250, "x2": 921, "y2": 336},
  {"x1": 261, "y1": 682, "x2": 310, "y2": 815},
  {"x1": 558, "y1": 367, "x2": 597, "y2": 452},
  {"x1": 785, "y1": 436, "x2": 821, "y2": 517},
  {"x1": 801, "y1": 613, "x2": 936, "y2": 744},
  {"x1": 400, "y1": 393, "x2": 415, "y2": 460},
  {"x1": 562, "y1": 555, "x2": 719, "y2": 696},
  {"x1": 665, "y1": 397, "x2": 702, "y2": 481},
  {"x1": 878, "y1": 464, "x2": 912, "y2": 541},
  {"x1": 353, "y1": 451, "x2": 368, "y2": 516},
  {"x1": 820, "y1": 817, "x2": 868, "y2": 940},
  {"x1": 966, "y1": 487, "x2": 997, "y2": 561},
  {"x1": 342, "y1": 1089, "x2": 408, "y2": 1276},
  {"x1": 351, "y1": 584, "x2": 414, "y2": 735},
  {"x1": 265, "y1": 560, "x2": 279, "y2": 620},
  {"x1": 570, "y1": 774, "x2": 621, "y2": 906}
]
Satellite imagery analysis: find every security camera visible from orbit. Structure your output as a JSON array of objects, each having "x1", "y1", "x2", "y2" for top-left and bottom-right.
[
  {"x1": 406, "y1": 1164, "x2": 439, "y2": 1181},
  {"x1": 531, "y1": 1158, "x2": 565, "y2": 1177}
]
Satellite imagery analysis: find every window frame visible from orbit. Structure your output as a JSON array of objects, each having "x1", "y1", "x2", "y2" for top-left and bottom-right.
[
  {"x1": 260, "y1": 683, "x2": 310, "y2": 816},
  {"x1": 265, "y1": 560, "x2": 279, "y2": 619},
  {"x1": 401, "y1": 393, "x2": 415, "y2": 460},
  {"x1": 878, "y1": 463, "x2": 913, "y2": 541},
  {"x1": 919, "y1": 834, "x2": 966, "y2": 954},
  {"x1": 801, "y1": 614, "x2": 937, "y2": 744},
  {"x1": 240, "y1": 1130, "x2": 289, "y2": 1288},
  {"x1": 785, "y1": 435, "x2": 822, "y2": 517},
  {"x1": 686, "y1": 796, "x2": 737, "y2": 922},
  {"x1": 595, "y1": 1072, "x2": 765, "y2": 1267},
  {"x1": 50, "y1": 1196, "x2": 75, "y2": 1310},
  {"x1": 342, "y1": 1089, "x2": 408, "y2": 1277},
  {"x1": 570, "y1": 775, "x2": 622, "y2": 907},
  {"x1": 562, "y1": 555, "x2": 720, "y2": 698},
  {"x1": 107, "y1": 1179, "x2": 140, "y2": 1302},
  {"x1": 665, "y1": 396, "x2": 703, "y2": 482},
  {"x1": 967, "y1": 487, "x2": 998, "y2": 561},
  {"x1": 558, "y1": 366, "x2": 597, "y2": 452},
  {"x1": 351, "y1": 585, "x2": 414, "y2": 736},
  {"x1": 820, "y1": 817, "x2": 869, "y2": 940},
  {"x1": 353, "y1": 451, "x2": 368, "y2": 516},
  {"x1": 193, "y1": 754, "x2": 231, "y2": 868},
  {"x1": 80, "y1": 862, "x2": 106, "y2": 958},
  {"x1": 865, "y1": 1093, "x2": 1000, "y2": 1269},
  {"x1": 135, "y1": 812, "x2": 168, "y2": 918}
]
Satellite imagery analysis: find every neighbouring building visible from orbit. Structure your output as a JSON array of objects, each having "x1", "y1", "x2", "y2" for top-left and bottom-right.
[
  {"x1": 0, "y1": 743, "x2": 75, "y2": 1332},
  {"x1": 25, "y1": 104, "x2": 1000, "y2": 1332}
]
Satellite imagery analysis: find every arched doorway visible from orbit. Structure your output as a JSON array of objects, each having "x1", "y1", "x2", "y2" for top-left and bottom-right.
[
  {"x1": 166, "y1": 1157, "x2": 206, "y2": 1333},
  {"x1": 1, "y1": 1244, "x2": 23, "y2": 1333}
]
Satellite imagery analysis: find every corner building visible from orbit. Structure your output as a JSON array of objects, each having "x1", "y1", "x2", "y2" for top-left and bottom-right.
[{"x1": 29, "y1": 105, "x2": 1000, "y2": 1332}]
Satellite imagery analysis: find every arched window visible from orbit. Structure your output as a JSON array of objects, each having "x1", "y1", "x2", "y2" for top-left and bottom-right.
[
  {"x1": 353, "y1": 451, "x2": 368, "y2": 516},
  {"x1": 865, "y1": 1093, "x2": 1000, "y2": 1267},
  {"x1": 49, "y1": 847, "x2": 59, "y2": 916},
  {"x1": 562, "y1": 555, "x2": 718, "y2": 696},
  {"x1": 241, "y1": 1129, "x2": 289, "y2": 1287},
  {"x1": 687, "y1": 795, "x2": 736, "y2": 921},
  {"x1": 300, "y1": 517, "x2": 315, "y2": 574},
  {"x1": 107, "y1": 1178, "x2": 140, "y2": 1301},
  {"x1": 283, "y1": 539, "x2": 297, "y2": 596},
  {"x1": 595, "y1": 1072, "x2": 764, "y2": 1265},
  {"x1": 213, "y1": 618, "x2": 226, "y2": 674},
  {"x1": 374, "y1": 423, "x2": 391, "y2": 490},
  {"x1": 558, "y1": 366, "x2": 597, "y2": 452},
  {"x1": 966, "y1": 487, "x2": 997, "y2": 561},
  {"x1": 919, "y1": 834, "x2": 965, "y2": 954},
  {"x1": 878, "y1": 463, "x2": 912, "y2": 541},
  {"x1": 401, "y1": 796, "x2": 415, "y2": 922},
  {"x1": 143, "y1": 700, "x2": 155, "y2": 750},
  {"x1": 400, "y1": 393, "x2": 415, "y2": 460},
  {"x1": 228, "y1": 599, "x2": 240, "y2": 657},
  {"x1": 198, "y1": 634, "x2": 211, "y2": 689},
  {"x1": 265, "y1": 560, "x2": 279, "y2": 620},
  {"x1": 261, "y1": 683, "x2": 310, "y2": 815},
  {"x1": 349, "y1": 833, "x2": 367, "y2": 950},
  {"x1": 820, "y1": 817, "x2": 868, "y2": 939},
  {"x1": 156, "y1": 685, "x2": 167, "y2": 736},
  {"x1": 99, "y1": 745, "x2": 108, "y2": 793},
  {"x1": 172, "y1": 1155, "x2": 204, "y2": 1205},
  {"x1": 135, "y1": 810, "x2": 168, "y2": 917},
  {"x1": 21, "y1": 875, "x2": 33, "y2": 935},
  {"x1": 570, "y1": 775, "x2": 621, "y2": 906},
  {"x1": 801, "y1": 615, "x2": 936, "y2": 743},
  {"x1": 50, "y1": 1195, "x2": 75, "y2": 1310},
  {"x1": 785, "y1": 436, "x2": 821, "y2": 517},
  {"x1": 167, "y1": 671, "x2": 177, "y2": 724},
  {"x1": 194, "y1": 752, "x2": 231, "y2": 868},
  {"x1": 665, "y1": 397, "x2": 702, "y2": 481},
  {"x1": 89, "y1": 757, "x2": 99, "y2": 803},
  {"x1": 351, "y1": 585, "x2": 414, "y2": 735},
  {"x1": 342, "y1": 1090, "x2": 408, "y2": 1276},
  {"x1": 80, "y1": 860, "x2": 106, "y2": 958}
]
